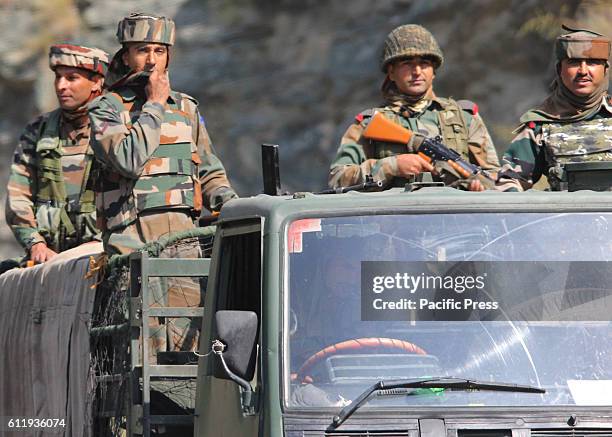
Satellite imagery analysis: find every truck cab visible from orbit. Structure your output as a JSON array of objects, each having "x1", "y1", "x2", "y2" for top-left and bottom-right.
[{"x1": 196, "y1": 187, "x2": 612, "y2": 436}]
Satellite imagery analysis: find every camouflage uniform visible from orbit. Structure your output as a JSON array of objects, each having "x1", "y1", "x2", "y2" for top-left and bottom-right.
[
  {"x1": 330, "y1": 98, "x2": 499, "y2": 188},
  {"x1": 503, "y1": 26, "x2": 612, "y2": 190},
  {"x1": 5, "y1": 44, "x2": 109, "y2": 253},
  {"x1": 329, "y1": 24, "x2": 499, "y2": 188},
  {"x1": 88, "y1": 14, "x2": 236, "y2": 356},
  {"x1": 88, "y1": 14, "x2": 237, "y2": 255}
]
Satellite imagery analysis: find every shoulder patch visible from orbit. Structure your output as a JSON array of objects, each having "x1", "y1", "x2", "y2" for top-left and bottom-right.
[
  {"x1": 354, "y1": 108, "x2": 375, "y2": 123},
  {"x1": 457, "y1": 99, "x2": 478, "y2": 115},
  {"x1": 528, "y1": 121, "x2": 536, "y2": 130}
]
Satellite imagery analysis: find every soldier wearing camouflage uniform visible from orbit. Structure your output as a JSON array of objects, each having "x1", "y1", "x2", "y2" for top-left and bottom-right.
[
  {"x1": 329, "y1": 24, "x2": 499, "y2": 191},
  {"x1": 6, "y1": 44, "x2": 109, "y2": 263},
  {"x1": 88, "y1": 13, "x2": 237, "y2": 356},
  {"x1": 88, "y1": 13, "x2": 237, "y2": 255},
  {"x1": 503, "y1": 25, "x2": 612, "y2": 191}
]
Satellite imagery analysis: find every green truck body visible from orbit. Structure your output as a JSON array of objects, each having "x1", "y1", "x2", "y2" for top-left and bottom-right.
[
  {"x1": 3, "y1": 186, "x2": 612, "y2": 436},
  {"x1": 194, "y1": 188, "x2": 612, "y2": 436}
]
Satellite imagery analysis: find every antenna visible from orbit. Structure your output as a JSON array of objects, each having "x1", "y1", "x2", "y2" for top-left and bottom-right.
[{"x1": 261, "y1": 144, "x2": 282, "y2": 196}]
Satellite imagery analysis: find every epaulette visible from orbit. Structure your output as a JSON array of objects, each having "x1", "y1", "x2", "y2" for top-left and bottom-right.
[
  {"x1": 457, "y1": 99, "x2": 479, "y2": 116},
  {"x1": 511, "y1": 120, "x2": 539, "y2": 135},
  {"x1": 354, "y1": 109, "x2": 375, "y2": 124},
  {"x1": 175, "y1": 91, "x2": 199, "y2": 107}
]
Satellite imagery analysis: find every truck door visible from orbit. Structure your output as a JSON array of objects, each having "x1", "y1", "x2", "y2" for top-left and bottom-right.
[{"x1": 195, "y1": 220, "x2": 262, "y2": 437}]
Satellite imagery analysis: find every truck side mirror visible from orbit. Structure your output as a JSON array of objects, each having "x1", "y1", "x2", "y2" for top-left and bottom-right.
[{"x1": 213, "y1": 310, "x2": 258, "y2": 382}]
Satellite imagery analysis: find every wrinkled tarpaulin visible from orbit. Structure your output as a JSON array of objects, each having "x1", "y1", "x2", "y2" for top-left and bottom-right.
[{"x1": 0, "y1": 243, "x2": 103, "y2": 437}]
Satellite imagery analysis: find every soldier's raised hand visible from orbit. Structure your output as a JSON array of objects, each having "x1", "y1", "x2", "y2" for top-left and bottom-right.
[
  {"x1": 396, "y1": 153, "x2": 434, "y2": 177},
  {"x1": 146, "y1": 69, "x2": 170, "y2": 106}
]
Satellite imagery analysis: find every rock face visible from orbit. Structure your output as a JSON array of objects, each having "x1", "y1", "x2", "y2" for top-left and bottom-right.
[{"x1": 0, "y1": 0, "x2": 609, "y2": 258}]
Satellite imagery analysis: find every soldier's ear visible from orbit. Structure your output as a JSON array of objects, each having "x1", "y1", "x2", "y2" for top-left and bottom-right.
[
  {"x1": 92, "y1": 75, "x2": 104, "y2": 92},
  {"x1": 386, "y1": 63, "x2": 396, "y2": 83},
  {"x1": 122, "y1": 49, "x2": 129, "y2": 67}
]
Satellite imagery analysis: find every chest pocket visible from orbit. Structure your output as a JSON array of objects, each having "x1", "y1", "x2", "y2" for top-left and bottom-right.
[
  {"x1": 131, "y1": 104, "x2": 200, "y2": 214},
  {"x1": 36, "y1": 136, "x2": 65, "y2": 203},
  {"x1": 437, "y1": 106, "x2": 469, "y2": 159},
  {"x1": 544, "y1": 118, "x2": 612, "y2": 164},
  {"x1": 143, "y1": 114, "x2": 194, "y2": 177}
]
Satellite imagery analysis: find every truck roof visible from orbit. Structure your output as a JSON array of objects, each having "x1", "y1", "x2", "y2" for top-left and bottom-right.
[{"x1": 219, "y1": 188, "x2": 612, "y2": 232}]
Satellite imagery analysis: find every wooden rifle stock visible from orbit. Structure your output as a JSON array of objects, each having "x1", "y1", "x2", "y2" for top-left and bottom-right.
[
  {"x1": 362, "y1": 112, "x2": 495, "y2": 187},
  {"x1": 362, "y1": 112, "x2": 413, "y2": 144}
]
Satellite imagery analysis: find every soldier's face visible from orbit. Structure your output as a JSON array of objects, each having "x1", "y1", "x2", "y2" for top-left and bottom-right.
[
  {"x1": 387, "y1": 56, "x2": 436, "y2": 96},
  {"x1": 54, "y1": 66, "x2": 103, "y2": 110},
  {"x1": 560, "y1": 58, "x2": 607, "y2": 97},
  {"x1": 122, "y1": 43, "x2": 169, "y2": 74}
]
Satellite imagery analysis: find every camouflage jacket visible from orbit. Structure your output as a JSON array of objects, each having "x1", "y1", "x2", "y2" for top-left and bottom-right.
[
  {"x1": 88, "y1": 87, "x2": 237, "y2": 232},
  {"x1": 5, "y1": 109, "x2": 98, "y2": 252},
  {"x1": 329, "y1": 96, "x2": 499, "y2": 188},
  {"x1": 502, "y1": 96, "x2": 612, "y2": 190}
]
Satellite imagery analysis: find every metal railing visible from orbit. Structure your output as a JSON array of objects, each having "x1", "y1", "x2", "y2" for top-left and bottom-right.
[{"x1": 127, "y1": 251, "x2": 210, "y2": 437}]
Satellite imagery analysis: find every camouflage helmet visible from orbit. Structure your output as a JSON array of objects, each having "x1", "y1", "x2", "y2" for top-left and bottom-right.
[
  {"x1": 49, "y1": 44, "x2": 109, "y2": 76},
  {"x1": 381, "y1": 24, "x2": 444, "y2": 72},
  {"x1": 116, "y1": 13, "x2": 175, "y2": 46},
  {"x1": 555, "y1": 24, "x2": 611, "y2": 62}
]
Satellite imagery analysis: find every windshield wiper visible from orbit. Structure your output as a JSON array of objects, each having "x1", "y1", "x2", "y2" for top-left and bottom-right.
[{"x1": 330, "y1": 377, "x2": 545, "y2": 429}]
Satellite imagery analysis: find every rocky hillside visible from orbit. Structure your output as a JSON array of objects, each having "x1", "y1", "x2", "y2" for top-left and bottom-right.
[{"x1": 0, "y1": 0, "x2": 609, "y2": 258}]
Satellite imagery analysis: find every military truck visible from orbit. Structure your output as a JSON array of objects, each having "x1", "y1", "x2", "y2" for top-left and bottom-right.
[
  {"x1": 195, "y1": 185, "x2": 612, "y2": 436},
  {"x1": 2, "y1": 171, "x2": 612, "y2": 436}
]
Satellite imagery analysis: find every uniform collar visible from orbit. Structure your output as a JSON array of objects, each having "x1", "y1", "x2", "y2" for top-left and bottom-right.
[{"x1": 387, "y1": 94, "x2": 442, "y2": 117}]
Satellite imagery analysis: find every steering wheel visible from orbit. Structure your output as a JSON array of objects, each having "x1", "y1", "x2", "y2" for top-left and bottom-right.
[{"x1": 296, "y1": 337, "x2": 428, "y2": 382}]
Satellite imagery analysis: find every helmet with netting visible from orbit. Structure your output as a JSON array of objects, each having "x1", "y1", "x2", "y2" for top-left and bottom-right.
[{"x1": 380, "y1": 24, "x2": 444, "y2": 72}]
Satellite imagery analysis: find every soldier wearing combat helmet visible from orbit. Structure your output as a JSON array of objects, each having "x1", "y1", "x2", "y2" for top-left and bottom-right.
[
  {"x1": 329, "y1": 24, "x2": 499, "y2": 191},
  {"x1": 5, "y1": 44, "x2": 109, "y2": 263},
  {"x1": 88, "y1": 13, "x2": 238, "y2": 255},
  {"x1": 502, "y1": 25, "x2": 612, "y2": 191}
]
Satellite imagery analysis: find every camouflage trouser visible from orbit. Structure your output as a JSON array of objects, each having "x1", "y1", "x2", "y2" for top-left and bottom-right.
[{"x1": 104, "y1": 210, "x2": 202, "y2": 362}]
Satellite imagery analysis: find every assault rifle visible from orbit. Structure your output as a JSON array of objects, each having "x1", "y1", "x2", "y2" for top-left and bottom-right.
[{"x1": 362, "y1": 112, "x2": 496, "y2": 188}]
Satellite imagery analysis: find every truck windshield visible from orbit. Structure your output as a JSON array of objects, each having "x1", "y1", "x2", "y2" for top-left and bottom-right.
[{"x1": 286, "y1": 213, "x2": 612, "y2": 409}]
